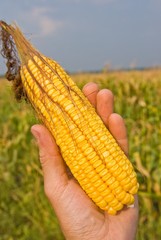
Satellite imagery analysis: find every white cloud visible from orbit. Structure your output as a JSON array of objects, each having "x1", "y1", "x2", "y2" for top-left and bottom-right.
[{"x1": 22, "y1": 7, "x2": 64, "y2": 37}]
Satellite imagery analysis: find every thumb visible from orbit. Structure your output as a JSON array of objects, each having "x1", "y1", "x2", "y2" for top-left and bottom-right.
[{"x1": 31, "y1": 124, "x2": 69, "y2": 203}]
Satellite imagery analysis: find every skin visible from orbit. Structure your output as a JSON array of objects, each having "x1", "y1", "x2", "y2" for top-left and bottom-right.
[{"x1": 31, "y1": 82, "x2": 139, "y2": 240}]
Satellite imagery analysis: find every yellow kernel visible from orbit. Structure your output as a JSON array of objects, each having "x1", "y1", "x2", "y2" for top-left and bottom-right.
[
  {"x1": 101, "y1": 188, "x2": 111, "y2": 197},
  {"x1": 117, "y1": 171, "x2": 127, "y2": 181},
  {"x1": 84, "y1": 165, "x2": 93, "y2": 174},
  {"x1": 113, "y1": 202, "x2": 123, "y2": 211},
  {"x1": 87, "y1": 170, "x2": 96, "y2": 179},
  {"x1": 93, "y1": 195, "x2": 103, "y2": 203},
  {"x1": 117, "y1": 191, "x2": 126, "y2": 202},
  {"x1": 121, "y1": 193, "x2": 131, "y2": 205},
  {"x1": 99, "y1": 168, "x2": 108, "y2": 177},
  {"x1": 112, "y1": 186, "x2": 123, "y2": 195},
  {"x1": 84, "y1": 147, "x2": 93, "y2": 156},
  {"x1": 109, "y1": 198, "x2": 119, "y2": 207},
  {"x1": 109, "y1": 147, "x2": 116, "y2": 154},
  {"x1": 120, "y1": 177, "x2": 130, "y2": 186},
  {"x1": 93, "y1": 160, "x2": 102, "y2": 168},
  {"x1": 108, "y1": 180, "x2": 119, "y2": 190},
  {"x1": 85, "y1": 186, "x2": 95, "y2": 194},
  {"x1": 98, "y1": 199, "x2": 107, "y2": 208},
  {"x1": 118, "y1": 159, "x2": 126, "y2": 166},
  {"x1": 129, "y1": 184, "x2": 139, "y2": 194},
  {"x1": 106, "y1": 176, "x2": 115, "y2": 186},
  {"x1": 81, "y1": 162, "x2": 89, "y2": 170},
  {"x1": 76, "y1": 135, "x2": 85, "y2": 143},
  {"x1": 87, "y1": 151, "x2": 97, "y2": 160},
  {"x1": 100, "y1": 135, "x2": 109, "y2": 141},
  {"x1": 102, "y1": 172, "x2": 111, "y2": 182},
  {"x1": 109, "y1": 164, "x2": 119, "y2": 173},
  {"x1": 90, "y1": 174, "x2": 100, "y2": 183},
  {"x1": 80, "y1": 178, "x2": 89, "y2": 185},
  {"x1": 90, "y1": 156, "x2": 99, "y2": 164},
  {"x1": 78, "y1": 157, "x2": 86, "y2": 165},
  {"x1": 122, "y1": 182, "x2": 132, "y2": 191},
  {"x1": 96, "y1": 164, "x2": 104, "y2": 173},
  {"x1": 105, "y1": 193, "x2": 114, "y2": 203},
  {"x1": 107, "y1": 207, "x2": 116, "y2": 215},
  {"x1": 106, "y1": 159, "x2": 117, "y2": 168},
  {"x1": 93, "y1": 179, "x2": 103, "y2": 188},
  {"x1": 102, "y1": 151, "x2": 110, "y2": 157},
  {"x1": 98, "y1": 183, "x2": 107, "y2": 192}
]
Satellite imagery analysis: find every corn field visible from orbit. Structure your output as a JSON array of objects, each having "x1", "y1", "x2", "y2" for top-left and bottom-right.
[{"x1": 0, "y1": 69, "x2": 161, "y2": 239}]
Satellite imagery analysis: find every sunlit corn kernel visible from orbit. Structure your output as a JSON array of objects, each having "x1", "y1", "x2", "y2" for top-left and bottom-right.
[
  {"x1": 109, "y1": 198, "x2": 119, "y2": 207},
  {"x1": 72, "y1": 165, "x2": 80, "y2": 173},
  {"x1": 86, "y1": 186, "x2": 95, "y2": 194},
  {"x1": 109, "y1": 146, "x2": 116, "y2": 154},
  {"x1": 115, "y1": 155, "x2": 122, "y2": 162},
  {"x1": 95, "y1": 164, "x2": 104, "y2": 173},
  {"x1": 81, "y1": 162, "x2": 89, "y2": 170},
  {"x1": 106, "y1": 159, "x2": 117, "y2": 168},
  {"x1": 80, "y1": 178, "x2": 89, "y2": 185},
  {"x1": 93, "y1": 160, "x2": 102, "y2": 168},
  {"x1": 121, "y1": 193, "x2": 131, "y2": 204},
  {"x1": 100, "y1": 135, "x2": 109, "y2": 141},
  {"x1": 126, "y1": 167, "x2": 133, "y2": 175},
  {"x1": 105, "y1": 193, "x2": 114, "y2": 203},
  {"x1": 122, "y1": 182, "x2": 132, "y2": 191},
  {"x1": 98, "y1": 199, "x2": 107, "y2": 208},
  {"x1": 97, "y1": 183, "x2": 107, "y2": 192},
  {"x1": 93, "y1": 195, "x2": 103, "y2": 203},
  {"x1": 81, "y1": 143, "x2": 89, "y2": 151},
  {"x1": 129, "y1": 195, "x2": 135, "y2": 205},
  {"x1": 90, "y1": 156, "x2": 99, "y2": 164},
  {"x1": 97, "y1": 144, "x2": 105, "y2": 151},
  {"x1": 120, "y1": 177, "x2": 130, "y2": 186},
  {"x1": 109, "y1": 163, "x2": 119, "y2": 173},
  {"x1": 106, "y1": 176, "x2": 115, "y2": 186},
  {"x1": 84, "y1": 165, "x2": 93, "y2": 174},
  {"x1": 118, "y1": 159, "x2": 126, "y2": 166},
  {"x1": 108, "y1": 180, "x2": 119, "y2": 190},
  {"x1": 93, "y1": 179, "x2": 103, "y2": 188},
  {"x1": 78, "y1": 157, "x2": 86, "y2": 165},
  {"x1": 99, "y1": 168, "x2": 108, "y2": 177},
  {"x1": 77, "y1": 173, "x2": 86, "y2": 181},
  {"x1": 116, "y1": 191, "x2": 126, "y2": 202},
  {"x1": 122, "y1": 163, "x2": 129, "y2": 171},
  {"x1": 129, "y1": 171, "x2": 137, "y2": 178},
  {"x1": 102, "y1": 172, "x2": 111, "y2": 182},
  {"x1": 113, "y1": 202, "x2": 123, "y2": 211},
  {"x1": 87, "y1": 170, "x2": 96, "y2": 179},
  {"x1": 107, "y1": 206, "x2": 116, "y2": 215},
  {"x1": 84, "y1": 147, "x2": 93, "y2": 156},
  {"x1": 112, "y1": 151, "x2": 119, "y2": 158},
  {"x1": 90, "y1": 174, "x2": 100, "y2": 183},
  {"x1": 102, "y1": 151, "x2": 110, "y2": 158},
  {"x1": 130, "y1": 177, "x2": 138, "y2": 185},
  {"x1": 101, "y1": 188, "x2": 111, "y2": 197},
  {"x1": 112, "y1": 186, "x2": 123, "y2": 196},
  {"x1": 129, "y1": 184, "x2": 139, "y2": 194},
  {"x1": 117, "y1": 171, "x2": 127, "y2": 181}
]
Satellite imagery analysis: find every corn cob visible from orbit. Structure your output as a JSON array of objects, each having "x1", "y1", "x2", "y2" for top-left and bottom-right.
[{"x1": 0, "y1": 21, "x2": 139, "y2": 215}]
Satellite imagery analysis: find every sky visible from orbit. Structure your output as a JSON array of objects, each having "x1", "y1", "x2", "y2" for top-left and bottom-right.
[{"x1": 0, "y1": 0, "x2": 161, "y2": 72}]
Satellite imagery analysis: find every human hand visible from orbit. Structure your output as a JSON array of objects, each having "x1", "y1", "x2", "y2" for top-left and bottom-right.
[{"x1": 31, "y1": 82, "x2": 139, "y2": 240}]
